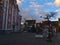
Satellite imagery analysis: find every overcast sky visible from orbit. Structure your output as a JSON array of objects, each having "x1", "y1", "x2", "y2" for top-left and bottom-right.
[{"x1": 17, "y1": 0, "x2": 60, "y2": 22}]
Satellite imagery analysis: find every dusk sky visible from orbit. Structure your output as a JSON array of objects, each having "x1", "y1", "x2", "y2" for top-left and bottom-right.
[{"x1": 17, "y1": 0, "x2": 60, "y2": 22}]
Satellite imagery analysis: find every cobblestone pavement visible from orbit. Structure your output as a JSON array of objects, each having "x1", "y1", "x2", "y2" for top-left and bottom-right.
[{"x1": 0, "y1": 32, "x2": 60, "y2": 45}]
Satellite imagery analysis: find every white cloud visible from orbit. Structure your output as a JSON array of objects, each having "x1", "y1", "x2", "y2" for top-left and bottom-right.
[
  {"x1": 20, "y1": 8, "x2": 46, "y2": 22},
  {"x1": 17, "y1": 0, "x2": 24, "y2": 6},
  {"x1": 53, "y1": 9, "x2": 60, "y2": 18},
  {"x1": 54, "y1": 0, "x2": 60, "y2": 6},
  {"x1": 35, "y1": 5, "x2": 43, "y2": 8},
  {"x1": 46, "y1": 2, "x2": 54, "y2": 6},
  {"x1": 16, "y1": 0, "x2": 25, "y2": 11},
  {"x1": 56, "y1": 14, "x2": 60, "y2": 18},
  {"x1": 30, "y1": 1, "x2": 44, "y2": 9},
  {"x1": 20, "y1": 9, "x2": 34, "y2": 22},
  {"x1": 18, "y1": 0, "x2": 60, "y2": 22},
  {"x1": 45, "y1": 0, "x2": 60, "y2": 6},
  {"x1": 30, "y1": 4, "x2": 43, "y2": 9},
  {"x1": 34, "y1": 10, "x2": 49, "y2": 22},
  {"x1": 17, "y1": 0, "x2": 22, "y2": 4},
  {"x1": 35, "y1": 11, "x2": 40, "y2": 15},
  {"x1": 45, "y1": 0, "x2": 60, "y2": 7},
  {"x1": 55, "y1": 9, "x2": 60, "y2": 18},
  {"x1": 30, "y1": 1, "x2": 37, "y2": 5},
  {"x1": 34, "y1": 10, "x2": 41, "y2": 15},
  {"x1": 56, "y1": 9, "x2": 60, "y2": 12}
]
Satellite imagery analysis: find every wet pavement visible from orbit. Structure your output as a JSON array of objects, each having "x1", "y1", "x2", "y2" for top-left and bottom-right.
[{"x1": 0, "y1": 32, "x2": 60, "y2": 45}]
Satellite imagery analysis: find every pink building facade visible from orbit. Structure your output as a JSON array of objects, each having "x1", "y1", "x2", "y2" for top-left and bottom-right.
[
  {"x1": 0, "y1": 0, "x2": 21, "y2": 32},
  {"x1": 0, "y1": 0, "x2": 4, "y2": 30}
]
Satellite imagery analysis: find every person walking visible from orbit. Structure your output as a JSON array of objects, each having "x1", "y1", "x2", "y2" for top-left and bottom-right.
[{"x1": 36, "y1": 24, "x2": 40, "y2": 34}]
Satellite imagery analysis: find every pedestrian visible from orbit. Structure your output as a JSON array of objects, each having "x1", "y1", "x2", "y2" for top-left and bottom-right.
[
  {"x1": 36, "y1": 24, "x2": 40, "y2": 34},
  {"x1": 31, "y1": 24, "x2": 36, "y2": 32}
]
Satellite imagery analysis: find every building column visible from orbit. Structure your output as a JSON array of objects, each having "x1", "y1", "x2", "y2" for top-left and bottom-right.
[
  {"x1": 5, "y1": 0, "x2": 9, "y2": 30},
  {"x1": 2, "y1": 0, "x2": 9, "y2": 30},
  {"x1": 2, "y1": 0, "x2": 6, "y2": 30},
  {"x1": 15, "y1": 9, "x2": 17, "y2": 31},
  {"x1": 11, "y1": 5, "x2": 14, "y2": 31}
]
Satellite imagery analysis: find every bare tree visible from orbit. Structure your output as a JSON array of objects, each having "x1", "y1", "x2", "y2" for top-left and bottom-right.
[
  {"x1": 44, "y1": 12, "x2": 57, "y2": 41},
  {"x1": 44, "y1": 12, "x2": 57, "y2": 20}
]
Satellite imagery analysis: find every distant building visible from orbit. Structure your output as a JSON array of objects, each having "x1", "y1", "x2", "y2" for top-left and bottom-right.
[
  {"x1": 58, "y1": 18, "x2": 60, "y2": 21},
  {"x1": 58, "y1": 18, "x2": 60, "y2": 32},
  {"x1": 42, "y1": 21, "x2": 58, "y2": 32},
  {"x1": 25, "y1": 20, "x2": 36, "y2": 26}
]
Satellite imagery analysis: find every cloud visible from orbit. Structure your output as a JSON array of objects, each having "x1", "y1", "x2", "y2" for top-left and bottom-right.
[
  {"x1": 17, "y1": 0, "x2": 24, "y2": 6},
  {"x1": 30, "y1": 4, "x2": 43, "y2": 9},
  {"x1": 34, "y1": 9, "x2": 48, "y2": 15},
  {"x1": 56, "y1": 9, "x2": 60, "y2": 12},
  {"x1": 29, "y1": 1, "x2": 44, "y2": 9},
  {"x1": 52, "y1": 9, "x2": 60, "y2": 18},
  {"x1": 54, "y1": 0, "x2": 60, "y2": 6},
  {"x1": 30, "y1": 1, "x2": 37, "y2": 5},
  {"x1": 34, "y1": 9, "x2": 49, "y2": 22},
  {"x1": 17, "y1": 0, "x2": 22, "y2": 4},
  {"x1": 20, "y1": 8, "x2": 46, "y2": 22},
  {"x1": 34, "y1": 9, "x2": 41, "y2": 15},
  {"x1": 31, "y1": 5, "x2": 43, "y2": 8},
  {"x1": 45, "y1": 0, "x2": 60, "y2": 7},
  {"x1": 35, "y1": 11, "x2": 40, "y2": 15},
  {"x1": 20, "y1": 9, "x2": 34, "y2": 22},
  {"x1": 56, "y1": 14, "x2": 60, "y2": 18},
  {"x1": 46, "y1": 2, "x2": 54, "y2": 6},
  {"x1": 16, "y1": 0, "x2": 25, "y2": 11},
  {"x1": 55, "y1": 9, "x2": 60, "y2": 18}
]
